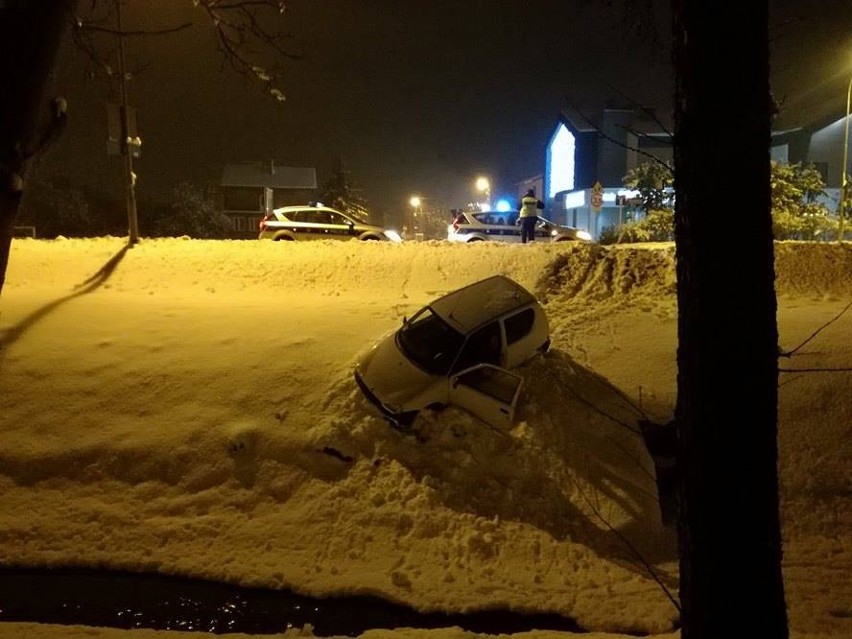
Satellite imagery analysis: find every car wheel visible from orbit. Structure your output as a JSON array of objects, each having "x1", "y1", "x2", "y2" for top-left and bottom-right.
[
  {"x1": 467, "y1": 237, "x2": 484, "y2": 242},
  {"x1": 274, "y1": 235, "x2": 295, "y2": 241}
]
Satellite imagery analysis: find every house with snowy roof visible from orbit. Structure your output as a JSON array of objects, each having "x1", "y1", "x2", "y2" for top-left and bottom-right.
[{"x1": 220, "y1": 160, "x2": 317, "y2": 238}]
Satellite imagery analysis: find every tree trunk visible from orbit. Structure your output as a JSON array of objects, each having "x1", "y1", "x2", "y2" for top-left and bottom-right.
[
  {"x1": 0, "y1": 2, "x2": 73, "y2": 298},
  {"x1": 672, "y1": 2, "x2": 788, "y2": 637}
]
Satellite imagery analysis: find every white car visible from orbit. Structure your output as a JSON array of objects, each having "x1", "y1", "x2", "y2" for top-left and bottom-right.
[
  {"x1": 447, "y1": 211, "x2": 592, "y2": 243},
  {"x1": 258, "y1": 205, "x2": 403, "y2": 242},
  {"x1": 354, "y1": 275, "x2": 550, "y2": 429}
]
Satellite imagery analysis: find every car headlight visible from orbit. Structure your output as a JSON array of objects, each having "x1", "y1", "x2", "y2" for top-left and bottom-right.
[
  {"x1": 384, "y1": 230, "x2": 403, "y2": 243},
  {"x1": 551, "y1": 230, "x2": 558, "y2": 237},
  {"x1": 577, "y1": 230, "x2": 593, "y2": 241}
]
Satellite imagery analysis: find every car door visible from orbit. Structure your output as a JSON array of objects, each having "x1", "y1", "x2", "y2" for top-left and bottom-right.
[
  {"x1": 494, "y1": 218, "x2": 523, "y2": 243},
  {"x1": 303, "y1": 209, "x2": 333, "y2": 240},
  {"x1": 448, "y1": 364, "x2": 523, "y2": 429},
  {"x1": 326, "y1": 211, "x2": 357, "y2": 239},
  {"x1": 475, "y1": 213, "x2": 521, "y2": 244},
  {"x1": 282, "y1": 209, "x2": 311, "y2": 239}
]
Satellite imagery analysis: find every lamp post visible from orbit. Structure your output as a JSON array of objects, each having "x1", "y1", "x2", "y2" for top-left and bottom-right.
[
  {"x1": 475, "y1": 176, "x2": 491, "y2": 211},
  {"x1": 408, "y1": 195, "x2": 421, "y2": 239},
  {"x1": 116, "y1": 0, "x2": 139, "y2": 246},
  {"x1": 838, "y1": 73, "x2": 852, "y2": 243}
]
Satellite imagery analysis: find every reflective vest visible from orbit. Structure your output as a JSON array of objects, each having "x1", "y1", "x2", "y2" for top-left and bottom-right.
[{"x1": 519, "y1": 195, "x2": 539, "y2": 218}]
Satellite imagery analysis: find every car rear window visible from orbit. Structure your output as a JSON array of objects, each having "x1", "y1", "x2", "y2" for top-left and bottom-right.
[{"x1": 504, "y1": 308, "x2": 535, "y2": 345}]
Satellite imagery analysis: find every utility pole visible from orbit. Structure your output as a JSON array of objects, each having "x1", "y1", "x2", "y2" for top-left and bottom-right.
[
  {"x1": 116, "y1": 0, "x2": 139, "y2": 245},
  {"x1": 838, "y1": 73, "x2": 851, "y2": 243}
]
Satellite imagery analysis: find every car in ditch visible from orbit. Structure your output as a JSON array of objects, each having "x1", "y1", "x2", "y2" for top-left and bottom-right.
[
  {"x1": 354, "y1": 274, "x2": 550, "y2": 429},
  {"x1": 258, "y1": 205, "x2": 403, "y2": 242},
  {"x1": 447, "y1": 210, "x2": 592, "y2": 244}
]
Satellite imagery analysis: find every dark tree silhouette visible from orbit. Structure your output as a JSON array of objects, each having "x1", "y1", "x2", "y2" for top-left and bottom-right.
[
  {"x1": 0, "y1": 3, "x2": 72, "y2": 296},
  {"x1": 672, "y1": 1, "x2": 788, "y2": 637},
  {"x1": 319, "y1": 156, "x2": 370, "y2": 222}
]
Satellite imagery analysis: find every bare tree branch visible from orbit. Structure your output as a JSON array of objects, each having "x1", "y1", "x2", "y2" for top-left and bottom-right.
[
  {"x1": 607, "y1": 83, "x2": 674, "y2": 139},
  {"x1": 564, "y1": 98, "x2": 673, "y2": 172},
  {"x1": 78, "y1": 22, "x2": 193, "y2": 37},
  {"x1": 195, "y1": 0, "x2": 301, "y2": 103},
  {"x1": 71, "y1": 0, "x2": 299, "y2": 105}
]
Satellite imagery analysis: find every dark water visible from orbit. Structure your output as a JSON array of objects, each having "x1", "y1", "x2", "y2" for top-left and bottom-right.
[{"x1": 0, "y1": 568, "x2": 584, "y2": 636}]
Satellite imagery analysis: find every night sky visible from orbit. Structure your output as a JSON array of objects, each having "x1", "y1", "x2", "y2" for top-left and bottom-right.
[{"x1": 35, "y1": 0, "x2": 852, "y2": 223}]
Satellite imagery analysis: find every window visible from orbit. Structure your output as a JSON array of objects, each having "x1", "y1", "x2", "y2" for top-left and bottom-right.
[
  {"x1": 310, "y1": 210, "x2": 332, "y2": 224},
  {"x1": 397, "y1": 307, "x2": 465, "y2": 375},
  {"x1": 452, "y1": 322, "x2": 501, "y2": 373},
  {"x1": 327, "y1": 212, "x2": 349, "y2": 225},
  {"x1": 504, "y1": 309, "x2": 534, "y2": 345},
  {"x1": 286, "y1": 209, "x2": 309, "y2": 223},
  {"x1": 455, "y1": 366, "x2": 520, "y2": 404},
  {"x1": 223, "y1": 187, "x2": 262, "y2": 212}
]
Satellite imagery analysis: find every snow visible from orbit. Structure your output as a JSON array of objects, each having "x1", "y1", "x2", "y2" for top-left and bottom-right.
[{"x1": 0, "y1": 237, "x2": 850, "y2": 639}]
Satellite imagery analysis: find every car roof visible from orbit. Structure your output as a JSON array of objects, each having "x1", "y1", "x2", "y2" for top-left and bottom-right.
[
  {"x1": 429, "y1": 275, "x2": 537, "y2": 334},
  {"x1": 274, "y1": 205, "x2": 340, "y2": 213}
]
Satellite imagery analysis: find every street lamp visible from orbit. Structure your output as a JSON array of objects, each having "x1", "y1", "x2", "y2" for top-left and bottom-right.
[
  {"x1": 408, "y1": 195, "x2": 422, "y2": 239},
  {"x1": 475, "y1": 176, "x2": 491, "y2": 211},
  {"x1": 838, "y1": 72, "x2": 852, "y2": 243}
]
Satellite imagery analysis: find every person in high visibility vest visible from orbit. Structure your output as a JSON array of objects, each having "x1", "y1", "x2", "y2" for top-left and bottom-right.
[{"x1": 518, "y1": 188, "x2": 544, "y2": 243}]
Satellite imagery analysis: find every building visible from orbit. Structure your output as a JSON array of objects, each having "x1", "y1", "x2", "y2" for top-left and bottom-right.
[
  {"x1": 220, "y1": 161, "x2": 317, "y2": 238},
  {"x1": 543, "y1": 106, "x2": 672, "y2": 238},
  {"x1": 543, "y1": 103, "x2": 850, "y2": 239}
]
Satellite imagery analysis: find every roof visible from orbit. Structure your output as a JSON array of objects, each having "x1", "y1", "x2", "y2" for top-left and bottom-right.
[
  {"x1": 430, "y1": 275, "x2": 537, "y2": 334},
  {"x1": 221, "y1": 162, "x2": 317, "y2": 189}
]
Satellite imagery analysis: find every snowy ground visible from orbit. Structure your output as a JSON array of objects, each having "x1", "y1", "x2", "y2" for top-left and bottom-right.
[{"x1": 0, "y1": 237, "x2": 850, "y2": 638}]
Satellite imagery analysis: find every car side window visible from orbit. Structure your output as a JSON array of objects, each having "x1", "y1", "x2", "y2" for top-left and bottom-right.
[
  {"x1": 288, "y1": 210, "x2": 309, "y2": 223},
  {"x1": 452, "y1": 321, "x2": 501, "y2": 373},
  {"x1": 327, "y1": 212, "x2": 348, "y2": 225},
  {"x1": 504, "y1": 308, "x2": 534, "y2": 345},
  {"x1": 454, "y1": 366, "x2": 519, "y2": 404},
  {"x1": 311, "y1": 210, "x2": 332, "y2": 224}
]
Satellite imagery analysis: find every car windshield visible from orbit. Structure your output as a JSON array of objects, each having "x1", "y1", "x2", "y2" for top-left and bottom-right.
[{"x1": 396, "y1": 306, "x2": 465, "y2": 375}]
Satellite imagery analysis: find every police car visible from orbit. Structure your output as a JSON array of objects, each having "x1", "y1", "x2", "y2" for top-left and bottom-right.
[
  {"x1": 446, "y1": 211, "x2": 592, "y2": 244},
  {"x1": 258, "y1": 205, "x2": 403, "y2": 242}
]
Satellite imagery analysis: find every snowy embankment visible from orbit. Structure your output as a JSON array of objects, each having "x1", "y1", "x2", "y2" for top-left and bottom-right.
[{"x1": 0, "y1": 238, "x2": 850, "y2": 639}]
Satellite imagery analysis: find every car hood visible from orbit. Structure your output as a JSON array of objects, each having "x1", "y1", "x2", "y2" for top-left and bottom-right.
[{"x1": 356, "y1": 331, "x2": 437, "y2": 412}]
